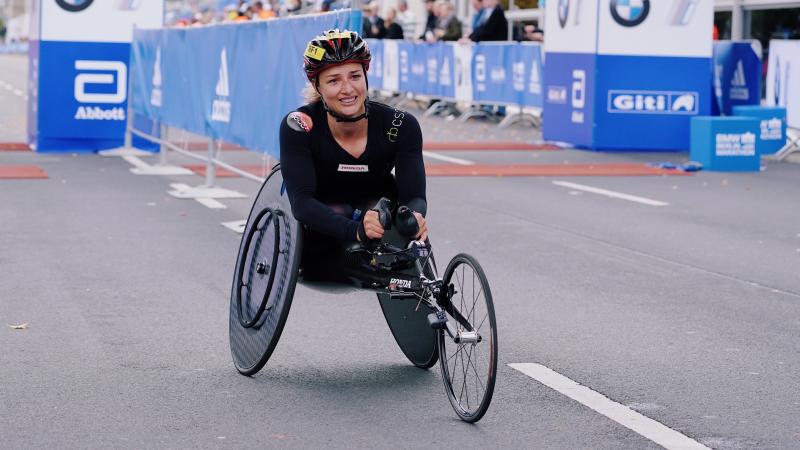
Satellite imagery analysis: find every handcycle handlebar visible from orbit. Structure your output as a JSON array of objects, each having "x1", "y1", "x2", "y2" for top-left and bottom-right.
[{"x1": 369, "y1": 197, "x2": 420, "y2": 239}]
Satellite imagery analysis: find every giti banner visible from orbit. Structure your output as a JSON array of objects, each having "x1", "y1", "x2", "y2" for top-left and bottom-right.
[
  {"x1": 544, "y1": 0, "x2": 713, "y2": 150},
  {"x1": 28, "y1": 0, "x2": 164, "y2": 152},
  {"x1": 766, "y1": 39, "x2": 800, "y2": 129}
]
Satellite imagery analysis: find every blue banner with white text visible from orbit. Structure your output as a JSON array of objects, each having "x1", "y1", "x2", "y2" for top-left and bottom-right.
[{"x1": 130, "y1": 10, "x2": 362, "y2": 157}]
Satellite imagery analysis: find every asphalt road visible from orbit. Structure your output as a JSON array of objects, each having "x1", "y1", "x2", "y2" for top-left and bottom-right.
[{"x1": 2, "y1": 54, "x2": 800, "y2": 449}]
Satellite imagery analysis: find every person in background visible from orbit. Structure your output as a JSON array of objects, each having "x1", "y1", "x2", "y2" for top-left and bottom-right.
[
  {"x1": 362, "y1": 1, "x2": 387, "y2": 39},
  {"x1": 252, "y1": 1, "x2": 275, "y2": 19},
  {"x1": 466, "y1": 0, "x2": 507, "y2": 42},
  {"x1": 433, "y1": 1, "x2": 462, "y2": 42},
  {"x1": 396, "y1": 0, "x2": 416, "y2": 40},
  {"x1": 418, "y1": 0, "x2": 437, "y2": 41},
  {"x1": 385, "y1": 8, "x2": 405, "y2": 40},
  {"x1": 522, "y1": 23, "x2": 543, "y2": 42}
]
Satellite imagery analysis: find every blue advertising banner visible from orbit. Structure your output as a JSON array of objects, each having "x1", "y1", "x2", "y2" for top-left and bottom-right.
[
  {"x1": 366, "y1": 38, "x2": 383, "y2": 90},
  {"x1": 593, "y1": 54, "x2": 712, "y2": 150},
  {"x1": 514, "y1": 43, "x2": 544, "y2": 108},
  {"x1": 472, "y1": 44, "x2": 515, "y2": 104},
  {"x1": 130, "y1": 10, "x2": 363, "y2": 156},
  {"x1": 542, "y1": 52, "x2": 596, "y2": 147},
  {"x1": 712, "y1": 41, "x2": 761, "y2": 116},
  {"x1": 437, "y1": 43, "x2": 456, "y2": 99}
]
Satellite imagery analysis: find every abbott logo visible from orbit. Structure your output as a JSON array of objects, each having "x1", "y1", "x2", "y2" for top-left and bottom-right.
[
  {"x1": 74, "y1": 60, "x2": 127, "y2": 104},
  {"x1": 608, "y1": 90, "x2": 698, "y2": 115},
  {"x1": 211, "y1": 48, "x2": 231, "y2": 123}
]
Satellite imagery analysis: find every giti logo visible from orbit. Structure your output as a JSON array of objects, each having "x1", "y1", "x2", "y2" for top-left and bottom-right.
[
  {"x1": 73, "y1": 60, "x2": 126, "y2": 121},
  {"x1": 211, "y1": 48, "x2": 231, "y2": 123},
  {"x1": 730, "y1": 60, "x2": 749, "y2": 101},
  {"x1": 150, "y1": 47, "x2": 162, "y2": 107},
  {"x1": 610, "y1": 0, "x2": 650, "y2": 28},
  {"x1": 608, "y1": 90, "x2": 699, "y2": 115}
]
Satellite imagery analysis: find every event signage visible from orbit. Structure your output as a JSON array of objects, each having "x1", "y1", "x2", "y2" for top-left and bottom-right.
[
  {"x1": 544, "y1": 0, "x2": 713, "y2": 150},
  {"x1": 130, "y1": 10, "x2": 363, "y2": 156},
  {"x1": 27, "y1": 0, "x2": 164, "y2": 152},
  {"x1": 713, "y1": 41, "x2": 761, "y2": 116},
  {"x1": 766, "y1": 40, "x2": 800, "y2": 129}
]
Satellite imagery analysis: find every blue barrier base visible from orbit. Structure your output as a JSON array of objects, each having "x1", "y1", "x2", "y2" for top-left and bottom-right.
[
  {"x1": 690, "y1": 116, "x2": 760, "y2": 171},
  {"x1": 731, "y1": 106, "x2": 787, "y2": 155}
]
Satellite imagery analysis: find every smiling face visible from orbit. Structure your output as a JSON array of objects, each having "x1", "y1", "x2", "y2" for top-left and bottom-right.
[{"x1": 316, "y1": 62, "x2": 367, "y2": 118}]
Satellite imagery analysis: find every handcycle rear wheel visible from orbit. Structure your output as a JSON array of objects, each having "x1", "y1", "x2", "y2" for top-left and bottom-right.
[{"x1": 437, "y1": 253, "x2": 497, "y2": 423}]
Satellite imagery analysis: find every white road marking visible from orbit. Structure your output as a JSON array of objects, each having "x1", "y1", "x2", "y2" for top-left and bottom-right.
[
  {"x1": 4, "y1": 84, "x2": 12, "y2": 91},
  {"x1": 552, "y1": 181, "x2": 669, "y2": 206},
  {"x1": 422, "y1": 151, "x2": 475, "y2": 166},
  {"x1": 13, "y1": 89, "x2": 23, "y2": 96},
  {"x1": 122, "y1": 155, "x2": 152, "y2": 170},
  {"x1": 221, "y1": 220, "x2": 247, "y2": 234},
  {"x1": 509, "y1": 363, "x2": 710, "y2": 450},
  {"x1": 195, "y1": 198, "x2": 226, "y2": 209}
]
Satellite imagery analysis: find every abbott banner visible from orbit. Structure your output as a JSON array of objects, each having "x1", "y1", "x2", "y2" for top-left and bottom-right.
[
  {"x1": 544, "y1": 0, "x2": 713, "y2": 150},
  {"x1": 766, "y1": 40, "x2": 800, "y2": 129},
  {"x1": 27, "y1": 0, "x2": 164, "y2": 152}
]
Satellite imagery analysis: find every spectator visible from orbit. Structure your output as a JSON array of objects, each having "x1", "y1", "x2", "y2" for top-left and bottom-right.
[
  {"x1": 396, "y1": 0, "x2": 416, "y2": 40},
  {"x1": 252, "y1": 1, "x2": 276, "y2": 19},
  {"x1": 468, "y1": 0, "x2": 484, "y2": 35},
  {"x1": 385, "y1": 8, "x2": 405, "y2": 40},
  {"x1": 433, "y1": 1, "x2": 462, "y2": 41},
  {"x1": 467, "y1": 0, "x2": 507, "y2": 42},
  {"x1": 418, "y1": 0, "x2": 437, "y2": 41},
  {"x1": 362, "y1": 1, "x2": 386, "y2": 39},
  {"x1": 522, "y1": 24, "x2": 543, "y2": 42}
]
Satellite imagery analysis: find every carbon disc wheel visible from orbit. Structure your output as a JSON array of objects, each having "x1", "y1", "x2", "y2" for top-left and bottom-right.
[
  {"x1": 229, "y1": 165, "x2": 302, "y2": 376},
  {"x1": 437, "y1": 253, "x2": 497, "y2": 423}
]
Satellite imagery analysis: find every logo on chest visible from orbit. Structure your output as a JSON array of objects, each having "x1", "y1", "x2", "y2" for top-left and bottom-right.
[{"x1": 338, "y1": 164, "x2": 369, "y2": 173}]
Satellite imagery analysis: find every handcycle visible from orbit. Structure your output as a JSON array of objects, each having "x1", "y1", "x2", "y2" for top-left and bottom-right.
[{"x1": 229, "y1": 165, "x2": 497, "y2": 423}]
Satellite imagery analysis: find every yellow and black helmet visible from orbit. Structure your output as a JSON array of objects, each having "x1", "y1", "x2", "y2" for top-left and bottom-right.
[{"x1": 303, "y1": 29, "x2": 371, "y2": 81}]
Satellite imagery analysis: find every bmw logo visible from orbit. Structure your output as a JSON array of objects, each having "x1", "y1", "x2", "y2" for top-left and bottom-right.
[
  {"x1": 55, "y1": 0, "x2": 94, "y2": 13},
  {"x1": 610, "y1": 0, "x2": 650, "y2": 27},
  {"x1": 558, "y1": 0, "x2": 570, "y2": 29}
]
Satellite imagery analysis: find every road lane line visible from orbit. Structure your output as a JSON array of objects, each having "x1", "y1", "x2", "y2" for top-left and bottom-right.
[
  {"x1": 509, "y1": 363, "x2": 709, "y2": 450},
  {"x1": 422, "y1": 151, "x2": 475, "y2": 166},
  {"x1": 552, "y1": 180, "x2": 669, "y2": 206},
  {"x1": 122, "y1": 155, "x2": 152, "y2": 170},
  {"x1": 195, "y1": 198, "x2": 226, "y2": 209}
]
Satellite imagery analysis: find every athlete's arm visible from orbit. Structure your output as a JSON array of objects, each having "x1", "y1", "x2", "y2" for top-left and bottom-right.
[
  {"x1": 393, "y1": 112, "x2": 428, "y2": 240},
  {"x1": 393, "y1": 112, "x2": 427, "y2": 216},
  {"x1": 280, "y1": 113, "x2": 363, "y2": 242}
]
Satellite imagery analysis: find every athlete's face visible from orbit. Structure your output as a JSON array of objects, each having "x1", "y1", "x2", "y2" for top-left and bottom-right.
[{"x1": 317, "y1": 63, "x2": 367, "y2": 118}]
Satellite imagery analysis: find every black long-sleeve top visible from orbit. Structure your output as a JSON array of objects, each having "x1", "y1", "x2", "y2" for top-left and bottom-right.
[{"x1": 279, "y1": 101, "x2": 426, "y2": 242}]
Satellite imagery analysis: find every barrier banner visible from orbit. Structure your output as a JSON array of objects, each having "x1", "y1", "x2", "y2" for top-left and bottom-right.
[
  {"x1": 514, "y1": 43, "x2": 544, "y2": 109},
  {"x1": 473, "y1": 44, "x2": 515, "y2": 104},
  {"x1": 367, "y1": 39, "x2": 383, "y2": 90},
  {"x1": 453, "y1": 43, "x2": 473, "y2": 102},
  {"x1": 382, "y1": 39, "x2": 400, "y2": 92},
  {"x1": 436, "y1": 44, "x2": 456, "y2": 99},
  {"x1": 131, "y1": 10, "x2": 362, "y2": 156},
  {"x1": 766, "y1": 39, "x2": 800, "y2": 129},
  {"x1": 713, "y1": 41, "x2": 762, "y2": 116}
]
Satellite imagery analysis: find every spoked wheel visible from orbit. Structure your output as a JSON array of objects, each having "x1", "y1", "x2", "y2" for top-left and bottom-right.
[
  {"x1": 229, "y1": 165, "x2": 302, "y2": 376},
  {"x1": 437, "y1": 253, "x2": 497, "y2": 423}
]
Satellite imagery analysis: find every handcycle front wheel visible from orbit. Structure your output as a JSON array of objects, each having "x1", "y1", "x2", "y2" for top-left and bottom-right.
[
  {"x1": 437, "y1": 253, "x2": 498, "y2": 423},
  {"x1": 229, "y1": 165, "x2": 303, "y2": 376}
]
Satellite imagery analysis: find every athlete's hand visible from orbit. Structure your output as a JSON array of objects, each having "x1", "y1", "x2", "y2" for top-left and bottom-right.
[
  {"x1": 362, "y1": 210, "x2": 385, "y2": 240},
  {"x1": 414, "y1": 212, "x2": 428, "y2": 241}
]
